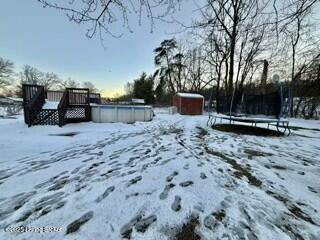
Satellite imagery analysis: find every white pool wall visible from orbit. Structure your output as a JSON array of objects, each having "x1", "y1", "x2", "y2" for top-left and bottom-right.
[{"x1": 91, "y1": 105, "x2": 153, "y2": 123}]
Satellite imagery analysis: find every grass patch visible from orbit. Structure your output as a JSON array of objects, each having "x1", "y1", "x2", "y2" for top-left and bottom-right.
[
  {"x1": 160, "y1": 125, "x2": 183, "y2": 135},
  {"x1": 195, "y1": 126, "x2": 208, "y2": 138},
  {"x1": 266, "y1": 190, "x2": 315, "y2": 225},
  {"x1": 205, "y1": 147, "x2": 262, "y2": 187},
  {"x1": 174, "y1": 216, "x2": 200, "y2": 240},
  {"x1": 244, "y1": 148, "x2": 273, "y2": 157}
]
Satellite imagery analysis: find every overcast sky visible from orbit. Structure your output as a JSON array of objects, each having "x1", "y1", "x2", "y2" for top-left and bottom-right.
[{"x1": 0, "y1": 0, "x2": 196, "y2": 97}]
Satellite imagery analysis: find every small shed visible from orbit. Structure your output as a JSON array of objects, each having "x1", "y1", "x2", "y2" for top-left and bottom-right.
[{"x1": 172, "y1": 92, "x2": 204, "y2": 115}]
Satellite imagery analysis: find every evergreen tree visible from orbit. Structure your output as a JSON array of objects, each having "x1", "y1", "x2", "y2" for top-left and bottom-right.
[{"x1": 133, "y1": 72, "x2": 154, "y2": 104}]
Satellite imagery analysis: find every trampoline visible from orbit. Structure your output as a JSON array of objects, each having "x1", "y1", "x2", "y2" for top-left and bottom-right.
[{"x1": 207, "y1": 76, "x2": 291, "y2": 136}]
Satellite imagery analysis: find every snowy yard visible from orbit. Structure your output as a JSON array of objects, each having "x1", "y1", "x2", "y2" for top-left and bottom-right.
[{"x1": 0, "y1": 113, "x2": 320, "y2": 240}]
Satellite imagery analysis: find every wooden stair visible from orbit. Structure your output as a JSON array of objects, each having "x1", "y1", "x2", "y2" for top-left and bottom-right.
[{"x1": 22, "y1": 84, "x2": 91, "y2": 127}]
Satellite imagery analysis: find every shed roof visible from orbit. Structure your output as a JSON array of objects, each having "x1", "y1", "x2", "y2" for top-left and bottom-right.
[
  {"x1": 132, "y1": 98, "x2": 145, "y2": 104},
  {"x1": 176, "y1": 92, "x2": 204, "y2": 99}
]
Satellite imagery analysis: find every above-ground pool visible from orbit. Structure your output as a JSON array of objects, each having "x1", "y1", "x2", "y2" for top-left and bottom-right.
[{"x1": 91, "y1": 105, "x2": 154, "y2": 123}]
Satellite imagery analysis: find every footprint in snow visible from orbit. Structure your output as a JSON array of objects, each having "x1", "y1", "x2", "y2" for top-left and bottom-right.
[
  {"x1": 200, "y1": 172, "x2": 207, "y2": 179},
  {"x1": 135, "y1": 215, "x2": 157, "y2": 232},
  {"x1": 66, "y1": 211, "x2": 94, "y2": 234},
  {"x1": 120, "y1": 214, "x2": 157, "y2": 238},
  {"x1": 171, "y1": 196, "x2": 182, "y2": 212},
  {"x1": 95, "y1": 186, "x2": 115, "y2": 203},
  {"x1": 127, "y1": 176, "x2": 142, "y2": 187},
  {"x1": 308, "y1": 186, "x2": 317, "y2": 193},
  {"x1": 179, "y1": 181, "x2": 194, "y2": 187},
  {"x1": 166, "y1": 171, "x2": 178, "y2": 182},
  {"x1": 159, "y1": 183, "x2": 175, "y2": 200}
]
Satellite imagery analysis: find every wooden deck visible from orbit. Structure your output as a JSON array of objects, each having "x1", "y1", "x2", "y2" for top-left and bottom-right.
[{"x1": 22, "y1": 84, "x2": 92, "y2": 127}]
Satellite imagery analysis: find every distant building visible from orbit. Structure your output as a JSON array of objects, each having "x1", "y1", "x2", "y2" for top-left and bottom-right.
[{"x1": 172, "y1": 93, "x2": 204, "y2": 115}]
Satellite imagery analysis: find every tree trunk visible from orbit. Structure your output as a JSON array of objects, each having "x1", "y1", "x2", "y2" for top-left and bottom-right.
[
  {"x1": 228, "y1": 36, "x2": 236, "y2": 96},
  {"x1": 261, "y1": 60, "x2": 269, "y2": 94},
  {"x1": 290, "y1": 49, "x2": 296, "y2": 117},
  {"x1": 216, "y1": 63, "x2": 222, "y2": 113}
]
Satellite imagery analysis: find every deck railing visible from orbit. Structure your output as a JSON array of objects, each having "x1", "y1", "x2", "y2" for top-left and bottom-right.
[
  {"x1": 46, "y1": 89, "x2": 101, "y2": 104},
  {"x1": 46, "y1": 90, "x2": 64, "y2": 102},
  {"x1": 58, "y1": 90, "x2": 69, "y2": 127},
  {"x1": 22, "y1": 84, "x2": 45, "y2": 126},
  {"x1": 67, "y1": 88, "x2": 90, "y2": 105},
  {"x1": 22, "y1": 84, "x2": 43, "y2": 103}
]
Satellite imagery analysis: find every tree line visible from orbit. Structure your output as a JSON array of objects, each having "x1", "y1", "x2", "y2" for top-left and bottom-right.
[
  {"x1": 119, "y1": 0, "x2": 320, "y2": 117},
  {"x1": 0, "y1": 57, "x2": 98, "y2": 97}
]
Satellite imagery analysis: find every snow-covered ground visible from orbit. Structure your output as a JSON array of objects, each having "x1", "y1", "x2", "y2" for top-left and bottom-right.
[{"x1": 0, "y1": 113, "x2": 320, "y2": 240}]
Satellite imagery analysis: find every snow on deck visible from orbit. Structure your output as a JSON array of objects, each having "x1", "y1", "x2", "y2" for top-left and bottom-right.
[
  {"x1": 176, "y1": 92, "x2": 204, "y2": 98},
  {"x1": 42, "y1": 101, "x2": 59, "y2": 110},
  {"x1": 0, "y1": 114, "x2": 319, "y2": 239}
]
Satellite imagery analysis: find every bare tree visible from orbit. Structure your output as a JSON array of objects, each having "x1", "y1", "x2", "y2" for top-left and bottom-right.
[
  {"x1": 38, "y1": 0, "x2": 179, "y2": 40},
  {"x1": 274, "y1": 0, "x2": 320, "y2": 116},
  {"x1": 172, "y1": 51, "x2": 186, "y2": 92},
  {"x1": 0, "y1": 57, "x2": 14, "y2": 94},
  {"x1": 20, "y1": 65, "x2": 42, "y2": 85},
  {"x1": 185, "y1": 47, "x2": 208, "y2": 92},
  {"x1": 187, "y1": 0, "x2": 274, "y2": 102},
  {"x1": 124, "y1": 82, "x2": 134, "y2": 97},
  {"x1": 82, "y1": 81, "x2": 98, "y2": 93},
  {"x1": 19, "y1": 65, "x2": 61, "y2": 90},
  {"x1": 60, "y1": 78, "x2": 80, "y2": 89},
  {"x1": 199, "y1": 25, "x2": 230, "y2": 111},
  {"x1": 42, "y1": 72, "x2": 61, "y2": 90}
]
